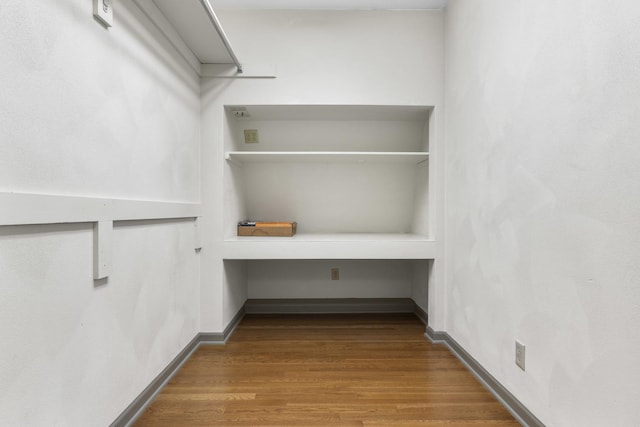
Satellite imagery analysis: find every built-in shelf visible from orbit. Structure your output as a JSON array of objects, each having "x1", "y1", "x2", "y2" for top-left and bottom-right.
[
  {"x1": 225, "y1": 151, "x2": 429, "y2": 165},
  {"x1": 223, "y1": 105, "x2": 434, "y2": 263},
  {"x1": 223, "y1": 233, "x2": 436, "y2": 260}
]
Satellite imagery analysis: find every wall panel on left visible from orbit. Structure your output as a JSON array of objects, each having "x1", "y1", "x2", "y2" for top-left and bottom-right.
[{"x1": 0, "y1": 0, "x2": 201, "y2": 425}]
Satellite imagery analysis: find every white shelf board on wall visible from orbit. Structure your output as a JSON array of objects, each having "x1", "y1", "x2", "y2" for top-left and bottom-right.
[
  {"x1": 225, "y1": 105, "x2": 432, "y2": 121},
  {"x1": 225, "y1": 151, "x2": 429, "y2": 165},
  {"x1": 1, "y1": 192, "x2": 201, "y2": 279},
  {"x1": 223, "y1": 233, "x2": 436, "y2": 260},
  {"x1": 0, "y1": 192, "x2": 201, "y2": 225}
]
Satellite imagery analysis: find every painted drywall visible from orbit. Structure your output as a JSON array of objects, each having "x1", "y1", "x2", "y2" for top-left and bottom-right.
[
  {"x1": 240, "y1": 162, "x2": 419, "y2": 233},
  {"x1": 201, "y1": 10, "x2": 445, "y2": 331},
  {"x1": 445, "y1": 1, "x2": 640, "y2": 425},
  {"x1": 410, "y1": 260, "x2": 430, "y2": 313},
  {"x1": 223, "y1": 260, "x2": 248, "y2": 326},
  {"x1": 248, "y1": 260, "x2": 412, "y2": 299},
  {"x1": 0, "y1": 1, "x2": 201, "y2": 425},
  {"x1": 0, "y1": 2, "x2": 200, "y2": 200}
]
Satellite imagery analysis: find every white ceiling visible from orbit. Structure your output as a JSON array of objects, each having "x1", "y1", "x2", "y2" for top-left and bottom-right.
[{"x1": 211, "y1": 0, "x2": 448, "y2": 10}]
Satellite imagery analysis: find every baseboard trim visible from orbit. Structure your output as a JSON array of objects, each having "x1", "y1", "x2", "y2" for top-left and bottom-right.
[
  {"x1": 245, "y1": 298, "x2": 417, "y2": 314},
  {"x1": 201, "y1": 306, "x2": 246, "y2": 344},
  {"x1": 413, "y1": 303, "x2": 428, "y2": 325},
  {"x1": 111, "y1": 307, "x2": 246, "y2": 427},
  {"x1": 110, "y1": 333, "x2": 201, "y2": 427},
  {"x1": 425, "y1": 327, "x2": 544, "y2": 427}
]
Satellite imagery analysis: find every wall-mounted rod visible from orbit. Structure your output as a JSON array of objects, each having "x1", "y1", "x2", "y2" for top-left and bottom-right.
[{"x1": 199, "y1": 0, "x2": 243, "y2": 73}]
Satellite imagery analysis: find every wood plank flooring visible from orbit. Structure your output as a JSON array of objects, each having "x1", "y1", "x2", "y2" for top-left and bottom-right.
[{"x1": 134, "y1": 314, "x2": 519, "y2": 426}]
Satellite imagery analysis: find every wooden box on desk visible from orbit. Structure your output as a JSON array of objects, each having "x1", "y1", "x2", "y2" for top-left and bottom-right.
[{"x1": 237, "y1": 221, "x2": 297, "y2": 237}]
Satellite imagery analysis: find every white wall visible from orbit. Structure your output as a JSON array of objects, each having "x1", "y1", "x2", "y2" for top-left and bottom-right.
[
  {"x1": 410, "y1": 260, "x2": 430, "y2": 312},
  {"x1": 201, "y1": 10, "x2": 445, "y2": 331},
  {"x1": 240, "y1": 162, "x2": 419, "y2": 233},
  {"x1": 0, "y1": 1, "x2": 201, "y2": 425},
  {"x1": 248, "y1": 260, "x2": 412, "y2": 299},
  {"x1": 445, "y1": 1, "x2": 640, "y2": 425},
  {"x1": 223, "y1": 260, "x2": 248, "y2": 326}
]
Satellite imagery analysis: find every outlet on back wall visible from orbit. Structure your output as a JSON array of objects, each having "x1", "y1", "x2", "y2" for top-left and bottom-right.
[{"x1": 246, "y1": 259, "x2": 429, "y2": 299}]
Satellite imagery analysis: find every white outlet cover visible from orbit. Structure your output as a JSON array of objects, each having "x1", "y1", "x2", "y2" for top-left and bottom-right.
[
  {"x1": 244, "y1": 129, "x2": 259, "y2": 144},
  {"x1": 94, "y1": 0, "x2": 114, "y2": 27}
]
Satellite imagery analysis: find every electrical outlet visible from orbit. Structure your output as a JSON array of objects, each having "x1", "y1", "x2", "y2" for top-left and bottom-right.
[
  {"x1": 330, "y1": 268, "x2": 339, "y2": 281},
  {"x1": 244, "y1": 129, "x2": 259, "y2": 144},
  {"x1": 515, "y1": 340, "x2": 526, "y2": 371},
  {"x1": 94, "y1": 0, "x2": 113, "y2": 27},
  {"x1": 230, "y1": 107, "x2": 249, "y2": 118}
]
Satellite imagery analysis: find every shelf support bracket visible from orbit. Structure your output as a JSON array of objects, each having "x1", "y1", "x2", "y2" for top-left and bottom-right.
[
  {"x1": 93, "y1": 220, "x2": 113, "y2": 280},
  {"x1": 225, "y1": 153, "x2": 244, "y2": 168}
]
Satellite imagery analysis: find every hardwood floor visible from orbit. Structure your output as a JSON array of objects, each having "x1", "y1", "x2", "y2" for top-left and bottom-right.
[{"x1": 135, "y1": 314, "x2": 519, "y2": 426}]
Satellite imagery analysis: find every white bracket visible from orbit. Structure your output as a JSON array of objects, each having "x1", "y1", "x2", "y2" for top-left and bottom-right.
[
  {"x1": 194, "y1": 218, "x2": 203, "y2": 252},
  {"x1": 224, "y1": 152, "x2": 244, "y2": 168},
  {"x1": 200, "y1": 63, "x2": 277, "y2": 79},
  {"x1": 93, "y1": 220, "x2": 113, "y2": 280}
]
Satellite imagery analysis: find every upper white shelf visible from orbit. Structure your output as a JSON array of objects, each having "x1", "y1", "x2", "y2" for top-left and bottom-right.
[
  {"x1": 148, "y1": 0, "x2": 241, "y2": 67},
  {"x1": 225, "y1": 105, "x2": 432, "y2": 121},
  {"x1": 225, "y1": 151, "x2": 429, "y2": 165},
  {"x1": 223, "y1": 233, "x2": 436, "y2": 260}
]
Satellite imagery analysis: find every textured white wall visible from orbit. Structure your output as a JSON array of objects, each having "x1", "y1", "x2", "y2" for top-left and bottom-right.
[
  {"x1": 248, "y1": 260, "x2": 412, "y2": 299},
  {"x1": 223, "y1": 260, "x2": 248, "y2": 326},
  {"x1": 410, "y1": 260, "x2": 430, "y2": 312},
  {"x1": 200, "y1": 10, "x2": 445, "y2": 331},
  {"x1": 0, "y1": 1, "x2": 200, "y2": 200},
  {"x1": 0, "y1": 1, "x2": 201, "y2": 425},
  {"x1": 445, "y1": 1, "x2": 640, "y2": 425}
]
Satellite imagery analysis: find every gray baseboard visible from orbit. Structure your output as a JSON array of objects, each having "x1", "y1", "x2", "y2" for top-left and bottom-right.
[
  {"x1": 200, "y1": 306, "x2": 246, "y2": 344},
  {"x1": 111, "y1": 307, "x2": 246, "y2": 427},
  {"x1": 245, "y1": 298, "x2": 417, "y2": 314},
  {"x1": 109, "y1": 333, "x2": 201, "y2": 427},
  {"x1": 425, "y1": 327, "x2": 544, "y2": 427},
  {"x1": 413, "y1": 303, "x2": 428, "y2": 325}
]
